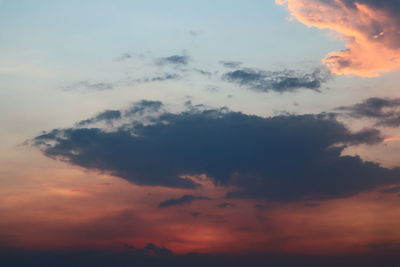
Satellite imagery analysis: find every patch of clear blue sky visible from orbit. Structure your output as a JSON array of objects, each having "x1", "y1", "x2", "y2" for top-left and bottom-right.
[{"x1": 0, "y1": 0, "x2": 344, "y2": 70}]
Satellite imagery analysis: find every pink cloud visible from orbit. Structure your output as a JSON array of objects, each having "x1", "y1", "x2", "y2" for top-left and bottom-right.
[{"x1": 277, "y1": 0, "x2": 400, "y2": 77}]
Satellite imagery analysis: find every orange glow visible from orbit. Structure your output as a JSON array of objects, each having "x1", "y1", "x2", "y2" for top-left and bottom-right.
[{"x1": 1, "y1": 154, "x2": 400, "y2": 255}]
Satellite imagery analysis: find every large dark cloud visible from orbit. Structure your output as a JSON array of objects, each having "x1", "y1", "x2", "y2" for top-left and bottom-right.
[
  {"x1": 158, "y1": 195, "x2": 211, "y2": 208},
  {"x1": 337, "y1": 97, "x2": 400, "y2": 127},
  {"x1": 223, "y1": 67, "x2": 331, "y2": 93},
  {"x1": 32, "y1": 100, "x2": 400, "y2": 201}
]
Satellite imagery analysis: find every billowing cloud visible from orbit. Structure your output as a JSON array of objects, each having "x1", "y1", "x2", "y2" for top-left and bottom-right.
[
  {"x1": 337, "y1": 97, "x2": 400, "y2": 127},
  {"x1": 158, "y1": 195, "x2": 211, "y2": 208},
  {"x1": 223, "y1": 67, "x2": 331, "y2": 93},
  {"x1": 277, "y1": 0, "x2": 400, "y2": 76},
  {"x1": 32, "y1": 100, "x2": 400, "y2": 201}
]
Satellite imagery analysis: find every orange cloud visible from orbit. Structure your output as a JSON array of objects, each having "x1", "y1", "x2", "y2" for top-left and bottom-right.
[
  {"x1": 277, "y1": 0, "x2": 400, "y2": 77},
  {"x1": 384, "y1": 136, "x2": 400, "y2": 142}
]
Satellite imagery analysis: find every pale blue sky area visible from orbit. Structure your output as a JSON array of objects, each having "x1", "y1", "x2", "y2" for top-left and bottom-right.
[{"x1": 0, "y1": 0, "x2": 342, "y2": 69}]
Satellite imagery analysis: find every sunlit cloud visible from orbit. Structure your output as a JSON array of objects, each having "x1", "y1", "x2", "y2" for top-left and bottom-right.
[
  {"x1": 277, "y1": 0, "x2": 400, "y2": 76},
  {"x1": 384, "y1": 136, "x2": 400, "y2": 142}
]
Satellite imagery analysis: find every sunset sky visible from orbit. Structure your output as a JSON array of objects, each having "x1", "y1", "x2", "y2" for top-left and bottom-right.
[{"x1": 1, "y1": 1, "x2": 400, "y2": 266}]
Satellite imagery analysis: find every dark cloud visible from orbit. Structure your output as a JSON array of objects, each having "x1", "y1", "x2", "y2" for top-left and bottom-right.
[
  {"x1": 158, "y1": 55, "x2": 189, "y2": 66},
  {"x1": 132, "y1": 73, "x2": 180, "y2": 84},
  {"x1": 216, "y1": 202, "x2": 234, "y2": 208},
  {"x1": 77, "y1": 110, "x2": 122, "y2": 126},
  {"x1": 220, "y1": 61, "x2": 243, "y2": 69},
  {"x1": 253, "y1": 204, "x2": 269, "y2": 210},
  {"x1": 32, "y1": 101, "x2": 400, "y2": 201},
  {"x1": 158, "y1": 195, "x2": 211, "y2": 208},
  {"x1": 337, "y1": 97, "x2": 400, "y2": 127},
  {"x1": 379, "y1": 186, "x2": 400, "y2": 194},
  {"x1": 223, "y1": 67, "x2": 331, "y2": 93},
  {"x1": 193, "y1": 68, "x2": 213, "y2": 77},
  {"x1": 124, "y1": 100, "x2": 164, "y2": 116},
  {"x1": 76, "y1": 100, "x2": 164, "y2": 127},
  {"x1": 190, "y1": 212, "x2": 201, "y2": 217},
  {"x1": 132, "y1": 243, "x2": 173, "y2": 256}
]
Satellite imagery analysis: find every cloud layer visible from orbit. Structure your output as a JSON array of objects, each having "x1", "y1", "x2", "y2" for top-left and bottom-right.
[
  {"x1": 277, "y1": 0, "x2": 400, "y2": 76},
  {"x1": 337, "y1": 97, "x2": 400, "y2": 127},
  {"x1": 32, "y1": 100, "x2": 400, "y2": 201}
]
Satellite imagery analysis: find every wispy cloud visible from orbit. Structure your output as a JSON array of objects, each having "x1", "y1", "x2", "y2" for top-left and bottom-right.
[
  {"x1": 223, "y1": 67, "x2": 331, "y2": 93},
  {"x1": 158, "y1": 195, "x2": 211, "y2": 208},
  {"x1": 337, "y1": 97, "x2": 400, "y2": 127}
]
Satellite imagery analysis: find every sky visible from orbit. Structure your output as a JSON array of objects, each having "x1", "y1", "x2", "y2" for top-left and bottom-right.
[{"x1": 1, "y1": 0, "x2": 400, "y2": 266}]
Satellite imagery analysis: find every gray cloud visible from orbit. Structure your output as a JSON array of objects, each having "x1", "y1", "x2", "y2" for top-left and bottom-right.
[
  {"x1": 66, "y1": 81, "x2": 114, "y2": 91},
  {"x1": 158, "y1": 55, "x2": 189, "y2": 66},
  {"x1": 337, "y1": 97, "x2": 400, "y2": 127},
  {"x1": 223, "y1": 67, "x2": 332, "y2": 93},
  {"x1": 130, "y1": 73, "x2": 181, "y2": 84},
  {"x1": 380, "y1": 186, "x2": 400, "y2": 194},
  {"x1": 158, "y1": 195, "x2": 211, "y2": 208},
  {"x1": 216, "y1": 202, "x2": 234, "y2": 208},
  {"x1": 77, "y1": 110, "x2": 122, "y2": 126},
  {"x1": 220, "y1": 61, "x2": 243, "y2": 69}
]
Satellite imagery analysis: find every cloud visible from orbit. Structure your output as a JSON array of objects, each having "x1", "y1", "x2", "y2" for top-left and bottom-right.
[
  {"x1": 223, "y1": 67, "x2": 331, "y2": 93},
  {"x1": 122, "y1": 243, "x2": 172, "y2": 256},
  {"x1": 131, "y1": 73, "x2": 180, "y2": 84},
  {"x1": 124, "y1": 100, "x2": 164, "y2": 116},
  {"x1": 216, "y1": 202, "x2": 234, "y2": 208},
  {"x1": 77, "y1": 110, "x2": 122, "y2": 126},
  {"x1": 220, "y1": 61, "x2": 243, "y2": 69},
  {"x1": 32, "y1": 100, "x2": 400, "y2": 201},
  {"x1": 337, "y1": 97, "x2": 400, "y2": 127},
  {"x1": 277, "y1": 0, "x2": 400, "y2": 76},
  {"x1": 380, "y1": 186, "x2": 400, "y2": 194},
  {"x1": 66, "y1": 81, "x2": 114, "y2": 91},
  {"x1": 117, "y1": 53, "x2": 134, "y2": 61},
  {"x1": 158, "y1": 55, "x2": 189, "y2": 66},
  {"x1": 158, "y1": 195, "x2": 211, "y2": 208}
]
